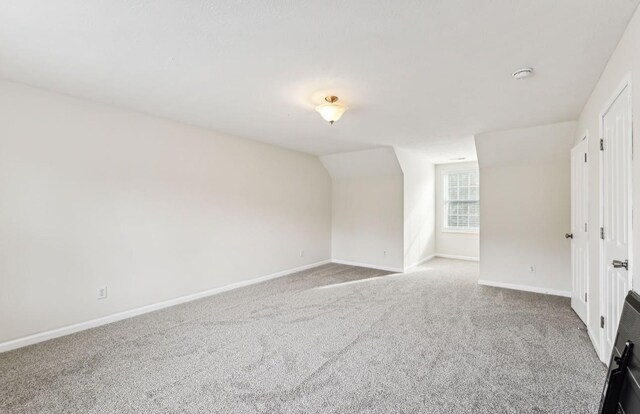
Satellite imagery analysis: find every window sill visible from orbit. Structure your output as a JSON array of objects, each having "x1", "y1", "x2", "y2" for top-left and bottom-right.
[{"x1": 441, "y1": 228, "x2": 479, "y2": 234}]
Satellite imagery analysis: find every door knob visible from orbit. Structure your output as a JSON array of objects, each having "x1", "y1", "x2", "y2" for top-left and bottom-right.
[
  {"x1": 612, "y1": 260, "x2": 628, "y2": 270},
  {"x1": 565, "y1": 233, "x2": 573, "y2": 239}
]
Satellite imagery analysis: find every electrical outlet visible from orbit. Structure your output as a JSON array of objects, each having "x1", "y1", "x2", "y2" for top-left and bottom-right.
[
  {"x1": 528, "y1": 266, "x2": 536, "y2": 273},
  {"x1": 97, "y1": 286, "x2": 107, "y2": 300},
  {"x1": 299, "y1": 250, "x2": 304, "y2": 257}
]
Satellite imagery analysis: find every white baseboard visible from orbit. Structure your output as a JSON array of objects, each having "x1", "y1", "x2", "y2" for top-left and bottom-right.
[
  {"x1": 435, "y1": 253, "x2": 480, "y2": 262},
  {"x1": 0, "y1": 259, "x2": 331, "y2": 354},
  {"x1": 330, "y1": 259, "x2": 404, "y2": 273},
  {"x1": 406, "y1": 254, "x2": 436, "y2": 270},
  {"x1": 477, "y1": 279, "x2": 571, "y2": 298},
  {"x1": 588, "y1": 326, "x2": 604, "y2": 364}
]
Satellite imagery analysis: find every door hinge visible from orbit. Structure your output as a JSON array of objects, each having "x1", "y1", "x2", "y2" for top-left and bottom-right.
[
  {"x1": 601, "y1": 316, "x2": 605, "y2": 328},
  {"x1": 584, "y1": 153, "x2": 587, "y2": 163},
  {"x1": 600, "y1": 139, "x2": 604, "y2": 151},
  {"x1": 585, "y1": 292, "x2": 588, "y2": 302},
  {"x1": 600, "y1": 227, "x2": 605, "y2": 240},
  {"x1": 585, "y1": 222, "x2": 587, "y2": 232}
]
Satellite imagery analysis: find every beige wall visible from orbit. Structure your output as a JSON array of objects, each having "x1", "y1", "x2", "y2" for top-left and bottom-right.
[
  {"x1": 435, "y1": 162, "x2": 480, "y2": 259},
  {"x1": 323, "y1": 148, "x2": 437, "y2": 272},
  {"x1": 574, "y1": 5, "x2": 640, "y2": 348},
  {"x1": 330, "y1": 176, "x2": 404, "y2": 271},
  {"x1": 476, "y1": 122, "x2": 575, "y2": 295},
  {"x1": 0, "y1": 81, "x2": 332, "y2": 344},
  {"x1": 479, "y1": 163, "x2": 571, "y2": 293},
  {"x1": 321, "y1": 149, "x2": 405, "y2": 271},
  {"x1": 395, "y1": 149, "x2": 436, "y2": 268}
]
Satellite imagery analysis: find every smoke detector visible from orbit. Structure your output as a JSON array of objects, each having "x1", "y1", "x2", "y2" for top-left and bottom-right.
[{"x1": 512, "y1": 67, "x2": 534, "y2": 80}]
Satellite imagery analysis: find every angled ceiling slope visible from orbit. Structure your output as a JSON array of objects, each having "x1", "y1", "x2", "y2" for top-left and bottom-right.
[
  {"x1": 320, "y1": 148, "x2": 402, "y2": 179},
  {"x1": 0, "y1": 0, "x2": 638, "y2": 158},
  {"x1": 475, "y1": 121, "x2": 577, "y2": 168}
]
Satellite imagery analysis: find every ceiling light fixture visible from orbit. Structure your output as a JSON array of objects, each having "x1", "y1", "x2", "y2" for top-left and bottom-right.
[
  {"x1": 315, "y1": 96, "x2": 348, "y2": 125},
  {"x1": 512, "y1": 67, "x2": 534, "y2": 80}
]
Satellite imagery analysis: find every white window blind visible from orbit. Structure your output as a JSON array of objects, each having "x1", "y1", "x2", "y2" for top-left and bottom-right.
[{"x1": 444, "y1": 170, "x2": 479, "y2": 231}]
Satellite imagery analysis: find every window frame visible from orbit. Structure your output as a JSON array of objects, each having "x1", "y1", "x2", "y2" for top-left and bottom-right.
[{"x1": 441, "y1": 167, "x2": 480, "y2": 234}]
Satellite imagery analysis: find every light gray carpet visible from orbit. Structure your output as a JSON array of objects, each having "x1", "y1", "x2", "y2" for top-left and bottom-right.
[{"x1": 0, "y1": 259, "x2": 605, "y2": 413}]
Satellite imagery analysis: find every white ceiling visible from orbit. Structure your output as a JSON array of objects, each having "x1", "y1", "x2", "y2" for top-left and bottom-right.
[{"x1": 0, "y1": 1, "x2": 638, "y2": 161}]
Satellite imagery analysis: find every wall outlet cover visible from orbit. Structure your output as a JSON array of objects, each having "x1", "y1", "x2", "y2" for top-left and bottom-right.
[{"x1": 97, "y1": 286, "x2": 108, "y2": 299}]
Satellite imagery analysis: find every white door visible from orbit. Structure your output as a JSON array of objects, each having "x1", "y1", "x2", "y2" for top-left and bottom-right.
[
  {"x1": 601, "y1": 83, "x2": 633, "y2": 363},
  {"x1": 570, "y1": 138, "x2": 588, "y2": 324}
]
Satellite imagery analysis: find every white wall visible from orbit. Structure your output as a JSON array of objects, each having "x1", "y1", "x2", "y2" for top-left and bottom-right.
[
  {"x1": 0, "y1": 81, "x2": 332, "y2": 344},
  {"x1": 435, "y1": 162, "x2": 480, "y2": 260},
  {"x1": 331, "y1": 176, "x2": 404, "y2": 271},
  {"x1": 321, "y1": 148, "x2": 405, "y2": 271},
  {"x1": 574, "y1": 5, "x2": 640, "y2": 347},
  {"x1": 475, "y1": 121, "x2": 576, "y2": 295},
  {"x1": 395, "y1": 149, "x2": 436, "y2": 268},
  {"x1": 322, "y1": 148, "x2": 438, "y2": 271}
]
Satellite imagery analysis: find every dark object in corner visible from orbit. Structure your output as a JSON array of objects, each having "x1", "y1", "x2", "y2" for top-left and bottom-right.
[
  {"x1": 600, "y1": 341, "x2": 633, "y2": 413},
  {"x1": 599, "y1": 291, "x2": 640, "y2": 414}
]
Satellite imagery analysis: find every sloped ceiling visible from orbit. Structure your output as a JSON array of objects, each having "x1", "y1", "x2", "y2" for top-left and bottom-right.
[
  {"x1": 475, "y1": 121, "x2": 576, "y2": 167},
  {"x1": 0, "y1": 1, "x2": 638, "y2": 160},
  {"x1": 320, "y1": 148, "x2": 402, "y2": 178}
]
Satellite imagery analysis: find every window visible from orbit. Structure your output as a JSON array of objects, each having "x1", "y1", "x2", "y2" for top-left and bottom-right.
[{"x1": 443, "y1": 169, "x2": 479, "y2": 232}]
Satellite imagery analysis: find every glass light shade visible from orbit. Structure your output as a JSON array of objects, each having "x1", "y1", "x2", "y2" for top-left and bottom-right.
[{"x1": 315, "y1": 102, "x2": 348, "y2": 124}]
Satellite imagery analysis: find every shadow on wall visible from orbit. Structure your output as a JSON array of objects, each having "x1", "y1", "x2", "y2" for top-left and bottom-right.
[{"x1": 394, "y1": 148, "x2": 437, "y2": 269}]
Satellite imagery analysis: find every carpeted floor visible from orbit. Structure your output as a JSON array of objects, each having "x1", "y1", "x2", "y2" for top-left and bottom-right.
[{"x1": 0, "y1": 259, "x2": 605, "y2": 413}]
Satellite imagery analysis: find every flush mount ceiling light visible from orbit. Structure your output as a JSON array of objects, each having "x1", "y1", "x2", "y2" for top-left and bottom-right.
[
  {"x1": 512, "y1": 67, "x2": 534, "y2": 80},
  {"x1": 315, "y1": 96, "x2": 348, "y2": 125}
]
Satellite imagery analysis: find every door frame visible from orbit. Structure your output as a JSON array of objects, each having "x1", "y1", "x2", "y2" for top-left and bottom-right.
[{"x1": 598, "y1": 73, "x2": 633, "y2": 364}]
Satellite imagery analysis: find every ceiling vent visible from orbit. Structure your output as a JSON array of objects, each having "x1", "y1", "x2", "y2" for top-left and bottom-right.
[{"x1": 512, "y1": 67, "x2": 534, "y2": 80}]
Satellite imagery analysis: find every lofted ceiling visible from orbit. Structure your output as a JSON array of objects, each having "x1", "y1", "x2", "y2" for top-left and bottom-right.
[{"x1": 0, "y1": 0, "x2": 638, "y2": 161}]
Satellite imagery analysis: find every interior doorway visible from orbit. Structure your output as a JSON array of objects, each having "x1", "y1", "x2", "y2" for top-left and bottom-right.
[{"x1": 570, "y1": 135, "x2": 589, "y2": 324}]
